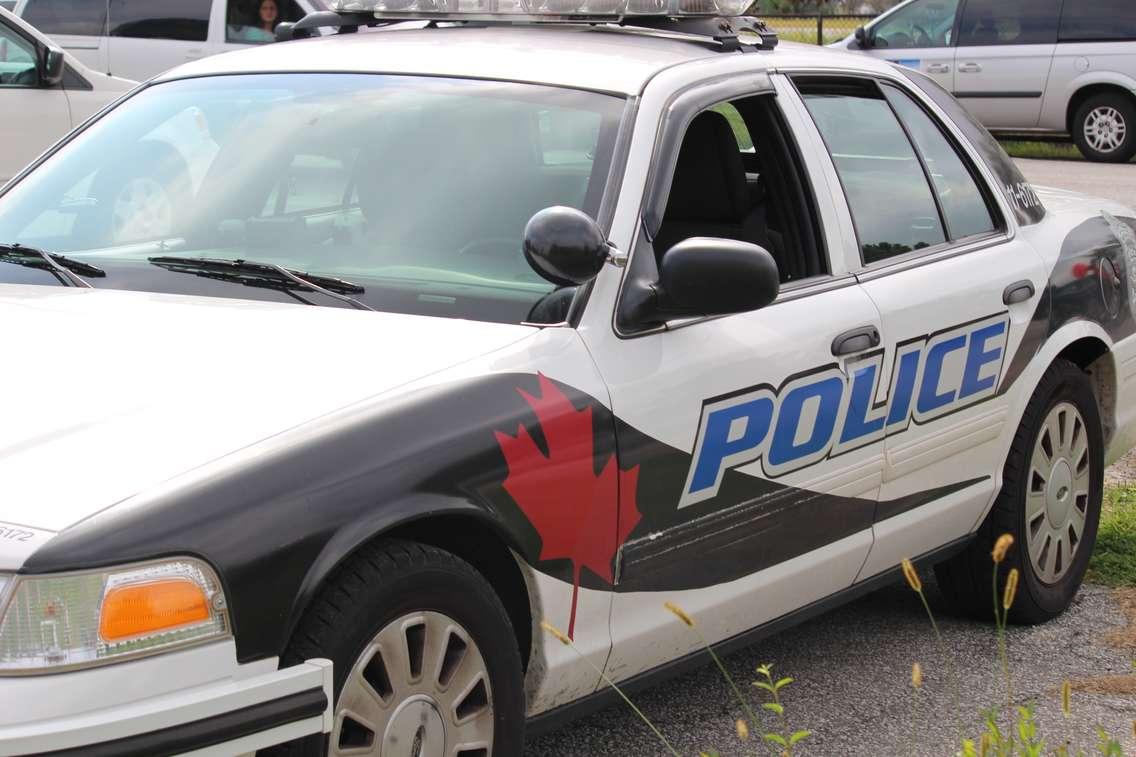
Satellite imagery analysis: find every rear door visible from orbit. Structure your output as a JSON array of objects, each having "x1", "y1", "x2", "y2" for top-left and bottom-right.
[
  {"x1": 106, "y1": 0, "x2": 212, "y2": 79},
  {"x1": 791, "y1": 72, "x2": 1048, "y2": 574},
  {"x1": 861, "y1": 0, "x2": 961, "y2": 91},
  {"x1": 952, "y1": 0, "x2": 1061, "y2": 129},
  {"x1": 16, "y1": 0, "x2": 108, "y2": 74}
]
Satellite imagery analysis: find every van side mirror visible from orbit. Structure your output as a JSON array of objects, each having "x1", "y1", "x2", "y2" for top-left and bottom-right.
[
  {"x1": 522, "y1": 206, "x2": 610, "y2": 286},
  {"x1": 854, "y1": 25, "x2": 872, "y2": 48},
  {"x1": 39, "y1": 44, "x2": 64, "y2": 87},
  {"x1": 655, "y1": 237, "x2": 779, "y2": 317}
]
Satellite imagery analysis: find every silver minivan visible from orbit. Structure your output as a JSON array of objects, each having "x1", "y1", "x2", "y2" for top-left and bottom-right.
[
  {"x1": 14, "y1": 0, "x2": 325, "y2": 82},
  {"x1": 834, "y1": 0, "x2": 1136, "y2": 162}
]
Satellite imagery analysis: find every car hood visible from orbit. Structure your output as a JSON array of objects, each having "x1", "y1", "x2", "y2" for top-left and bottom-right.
[{"x1": 0, "y1": 285, "x2": 534, "y2": 535}]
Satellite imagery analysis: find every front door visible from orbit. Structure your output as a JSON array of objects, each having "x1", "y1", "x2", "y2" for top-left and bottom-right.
[
  {"x1": 862, "y1": 0, "x2": 961, "y2": 92},
  {"x1": 584, "y1": 85, "x2": 887, "y2": 683},
  {"x1": 791, "y1": 72, "x2": 1048, "y2": 576},
  {"x1": 107, "y1": 0, "x2": 213, "y2": 79},
  {"x1": 952, "y1": 0, "x2": 1061, "y2": 129},
  {"x1": 0, "y1": 20, "x2": 71, "y2": 184}
]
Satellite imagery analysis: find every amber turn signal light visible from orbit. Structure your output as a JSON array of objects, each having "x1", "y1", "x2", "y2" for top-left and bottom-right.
[{"x1": 99, "y1": 578, "x2": 211, "y2": 642}]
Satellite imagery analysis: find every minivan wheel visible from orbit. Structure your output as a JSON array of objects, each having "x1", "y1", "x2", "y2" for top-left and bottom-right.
[
  {"x1": 1073, "y1": 93, "x2": 1136, "y2": 163},
  {"x1": 265, "y1": 540, "x2": 525, "y2": 756},
  {"x1": 935, "y1": 360, "x2": 1103, "y2": 624}
]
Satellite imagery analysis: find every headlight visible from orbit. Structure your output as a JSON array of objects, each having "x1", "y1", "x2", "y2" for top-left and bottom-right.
[{"x1": 0, "y1": 558, "x2": 229, "y2": 674}]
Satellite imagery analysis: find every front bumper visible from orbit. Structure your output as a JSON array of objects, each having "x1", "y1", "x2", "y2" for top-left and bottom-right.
[{"x1": 0, "y1": 641, "x2": 332, "y2": 756}]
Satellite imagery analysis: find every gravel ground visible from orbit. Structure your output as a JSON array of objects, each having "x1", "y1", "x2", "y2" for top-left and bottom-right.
[{"x1": 526, "y1": 158, "x2": 1136, "y2": 756}]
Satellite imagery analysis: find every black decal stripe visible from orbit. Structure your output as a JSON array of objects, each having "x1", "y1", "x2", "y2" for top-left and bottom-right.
[
  {"x1": 873, "y1": 477, "x2": 989, "y2": 523},
  {"x1": 952, "y1": 91, "x2": 1042, "y2": 99}
]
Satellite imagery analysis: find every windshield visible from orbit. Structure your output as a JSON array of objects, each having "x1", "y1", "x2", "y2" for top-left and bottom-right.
[{"x1": 0, "y1": 73, "x2": 626, "y2": 324}]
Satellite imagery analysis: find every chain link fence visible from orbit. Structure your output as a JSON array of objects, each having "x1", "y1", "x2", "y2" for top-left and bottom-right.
[{"x1": 761, "y1": 12, "x2": 874, "y2": 45}]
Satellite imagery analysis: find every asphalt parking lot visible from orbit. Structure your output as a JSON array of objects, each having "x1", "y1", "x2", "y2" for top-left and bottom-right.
[{"x1": 526, "y1": 158, "x2": 1136, "y2": 756}]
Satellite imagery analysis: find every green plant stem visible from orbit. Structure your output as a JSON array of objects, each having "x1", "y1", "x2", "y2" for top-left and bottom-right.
[
  {"x1": 694, "y1": 625, "x2": 760, "y2": 730},
  {"x1": 559, "y1": 641, "x2": 680, "y2": 756},
  {"x1": 993, "y1": 568, "x2": 1013, "y2": 749},
  {"x1": 914, "y1": 588, "x2": 961, "y2": 740}
]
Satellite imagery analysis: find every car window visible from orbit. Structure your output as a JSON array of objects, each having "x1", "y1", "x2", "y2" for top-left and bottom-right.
[
  {"x1": 20, "y1": 0, "x2": 107, "y2": 37},
  {"x1": 1059, "y1": 0, "x2": 1136, "y2": 42},
  {"x1": 881, "y1": 83, "x2": 996, "y2": 241},
  {"x1": 0, "y1": 73, "x2": 626, "y2": 325},
  {"x1": 871, "y1": 0, "x2": 960, "y2": 50},
  {"x1": 0, "y1": 23, "x2": 36, "y2": 87},
  {"x1": 109, "y1": 0, "x2": 209, "y2": 42},
  {"x1": 226, "y1": 0, "x2": 306, "y2": 44},
  {"x1": 796, "y1": 78, "x2": 945, "y2": 265},
  {"x1": 956, "y1": 0, "x2": 1060, "y2": 47}
]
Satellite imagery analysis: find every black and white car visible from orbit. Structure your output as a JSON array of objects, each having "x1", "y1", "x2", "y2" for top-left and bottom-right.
[{"x1": 1, "y1": 4, "x2": 1135, "y2": 755}]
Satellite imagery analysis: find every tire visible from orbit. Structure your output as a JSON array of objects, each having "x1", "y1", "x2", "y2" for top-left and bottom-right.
[
  {"x1": 935, "y1": 359, "x2": 1103, "y2": 624},
  {"x1": 264, "y1": 540, "x2": 525, "y2": 757},
  {"x1": 1073, "y1": 92, "x2": 1136, "y2": 163}
]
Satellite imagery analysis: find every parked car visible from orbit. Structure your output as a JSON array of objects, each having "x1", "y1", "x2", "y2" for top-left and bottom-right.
[
  {"x1": 0, "y1": 7, "x2": 133, "y2": 185},
  {"x1": 12, "y1": 0, "x2": 327, "y2": 82},
  {"x1": 1, "y1": 5, "x2": 1135, "y2": 754},
  {"x1": 833, "y1": 0, "x2": 1136, "y2": 162}
]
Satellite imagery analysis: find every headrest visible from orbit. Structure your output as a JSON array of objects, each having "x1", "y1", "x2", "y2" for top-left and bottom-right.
[{"x1": 662, "y1": 110, "x2": 749, "y2": 224}]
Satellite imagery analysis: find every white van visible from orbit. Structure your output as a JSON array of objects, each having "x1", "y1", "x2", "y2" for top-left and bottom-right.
[
  {"x1": 13, "y1": 0, "x2": 325, "y2": 82},
  {"x1": 833, "y1": 0, "x2": 1136, "y2": 162}
]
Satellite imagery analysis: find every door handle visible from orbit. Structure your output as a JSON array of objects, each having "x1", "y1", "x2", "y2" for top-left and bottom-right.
[
  {"x1": 926, "y1": 63, "x2": 951, "y2": 74},
  {"x1": 1003, "y1": 280, "x2": 1035, "y2": 305},
  {"x1": 832, "y1": 326, "x2": 881, "y2": 357},
  {"x1": 958, "y1": 62, "x2": 983, "y2": 73}
]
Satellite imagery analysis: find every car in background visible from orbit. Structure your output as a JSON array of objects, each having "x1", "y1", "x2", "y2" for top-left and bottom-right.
[
  {"x1": 834, "y1": 0, "x2": 1136, "y2": 163},
  {"x1": 0, "y1": 6, "x2": 133, "y2": 185},
  {"x1": 12, "y1": 0, "x2": 327, "y2": 82}
]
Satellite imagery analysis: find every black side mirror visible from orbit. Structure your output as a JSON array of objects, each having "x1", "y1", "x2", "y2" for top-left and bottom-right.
[
  {"x1": 854, "y1": 25, "x2": 872, "y2": 48},
  {"x1": 523, "y1": 206, "x2": 609, "y2": 287},
  {"x1": 656, "y1": 237, "x2": 779, "y2": 317},
  {"x1": 39, "y1": 44, "x2": 64, "y2": 87}
]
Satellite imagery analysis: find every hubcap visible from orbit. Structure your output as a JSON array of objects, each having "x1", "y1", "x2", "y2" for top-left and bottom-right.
[
  {"x1": 1084, "y1": 106, "x2": 1127, "y2": 153},
  {"x1": 1027, "y1": 402, "x2": 1091, "y2": 584},
  {"x1": 331, "y1": 610, "x2": 494, "y2": 756}
]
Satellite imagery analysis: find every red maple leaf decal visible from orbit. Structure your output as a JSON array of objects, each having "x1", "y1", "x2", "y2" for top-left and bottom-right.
[{"x1": 495, "y1": 374, "x2": 640, "y2": 639}]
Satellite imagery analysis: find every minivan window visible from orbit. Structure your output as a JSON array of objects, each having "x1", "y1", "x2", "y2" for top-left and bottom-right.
[
  {"x1": 20, "y1": 0, "x2": 107, "y2": 37},
  {"x1": 1059, "y1": 0, "x2": 1136, "y2": 43},
  {"x1": 109, "y1": 0, "x2": 210, "y2": 42},
  {"x1": 0, "y1": 22, "x2": 37, "y2": 87},
  {"x1": 956, "y1": 0, "x2": 1060, "y2": 47},
  {"x1": 871, "y1": 0, "x2": 959, "y2": 50}
]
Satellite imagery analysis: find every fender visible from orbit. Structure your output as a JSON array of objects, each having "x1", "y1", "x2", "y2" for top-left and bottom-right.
[{"x1": 1048, "y1": 72, "x2": 1136, "y2": 132}]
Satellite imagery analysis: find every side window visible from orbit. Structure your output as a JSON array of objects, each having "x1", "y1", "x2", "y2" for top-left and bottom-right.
[
  {"x1": 871, "y1": 0, "x2": 960, "y2": 49},
  {"x1": 1059, "y1": 0, "x2": 1136, "y2": 42},
  {"x1": 226, "y1": 0, "x2": 305, "y2": 44},
  {"x1": 797, "y1": 78, "x2": 945, "y2": 264},
  {"x1": 881, "y1": 83, "x2": 997, "y2": 241},
  {"x1": 654, "y1": 94, "x2": 827, "y2": 283},
  {"x1": 0, "y1": 25, "x2": 37, "y2": 88},
  {"x1": 109, "y1": 0, "x2": 210, "y2": 42},
  {"x1": 957, "y1": 0, "x2": 1060, "y2": 47},
  {"x1": 20, "y1": 0, "x2": 107, "y2": 37}
]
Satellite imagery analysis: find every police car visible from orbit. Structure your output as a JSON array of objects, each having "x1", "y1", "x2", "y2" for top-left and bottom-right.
[{"x1": 0, "y1": 1, "x2": 1134, "y2": 754}]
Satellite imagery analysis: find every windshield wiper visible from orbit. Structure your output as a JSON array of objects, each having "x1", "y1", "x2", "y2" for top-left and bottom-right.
[
  {"x1": 149, "y1": 256, "x2": 375, "y2": 311},
  {"x1": 0, "y1": 244, "x2": 103, "y2": 288}
]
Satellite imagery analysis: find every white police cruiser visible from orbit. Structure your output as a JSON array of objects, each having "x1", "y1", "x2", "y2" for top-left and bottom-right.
[{"x1": 0, "y1": 2, "x2": 1134, "y2": 754}]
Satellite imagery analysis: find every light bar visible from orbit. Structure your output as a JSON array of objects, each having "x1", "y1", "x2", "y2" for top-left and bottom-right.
[{"x1": 331, "y1": 0, "x2": 752, "y2": 19}]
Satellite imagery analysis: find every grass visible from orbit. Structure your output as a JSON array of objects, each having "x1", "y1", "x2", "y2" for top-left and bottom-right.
[
  {"x1": 1087, "y1": 484, "x2": 1136, "y2": 587},
  {"x1": 998, "y1": 139, "x2": 1136, "y2": 163}
]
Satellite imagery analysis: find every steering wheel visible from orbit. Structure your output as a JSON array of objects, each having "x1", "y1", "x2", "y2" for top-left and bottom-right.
[{"x1": 912, "y1": 24, "x2": 932, "y2": 47}]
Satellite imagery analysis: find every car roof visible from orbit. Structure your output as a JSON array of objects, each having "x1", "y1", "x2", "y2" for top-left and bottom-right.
[{"x1": 157, "y1": 25, "x2": 887, "y2": 95}]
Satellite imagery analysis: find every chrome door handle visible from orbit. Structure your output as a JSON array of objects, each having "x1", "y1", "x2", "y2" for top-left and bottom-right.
[
  {"x1": 1003, "y1": 280, "x2": 1035, "y2": 305},
  {"x1": 832, "y1": 326, "x2": 881, "y2": 357},
  {"x1": 926, "y1": 63, "x2": 951, "y2": 73},
  {"x1": 958, "y1": 62, "x2": 983, "y2": 73}
]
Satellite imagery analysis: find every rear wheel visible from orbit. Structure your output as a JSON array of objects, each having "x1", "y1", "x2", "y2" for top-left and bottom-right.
[
  {"x1": 1073, "y1": 93, "x2": 1136, "y2": 163},
  {"x1": 267, "y1": 540, "x2": 525, "y2": 756},
  {"x1": 936, "y1": 360, "x2": 1103, "y2": 623}
]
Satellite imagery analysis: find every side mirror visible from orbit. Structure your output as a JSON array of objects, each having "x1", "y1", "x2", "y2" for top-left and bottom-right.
[
  {"x1": 853, "y1": 25, "x2": 872, "y2": 48},
  {"x1": 523, "y1": 206, "x2": 609, "y2": 287},
  {"x1": 39, "y1": 44, "x2": 64, "y2": 87},
  {"x1": 656, "y1": 237, "x2": 779, "y2": 317}
]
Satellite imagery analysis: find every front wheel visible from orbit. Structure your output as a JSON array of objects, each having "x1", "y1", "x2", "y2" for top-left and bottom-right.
[
  {"x1": 1073, "y1": 93, "x2": 1136, "y2": 163},
  {"x1": 936, "y1": 360, "x2": 1104, "y2": 623},
  {"x1": 268, "y1": 540, "x2": 525, "y2": 756}
]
